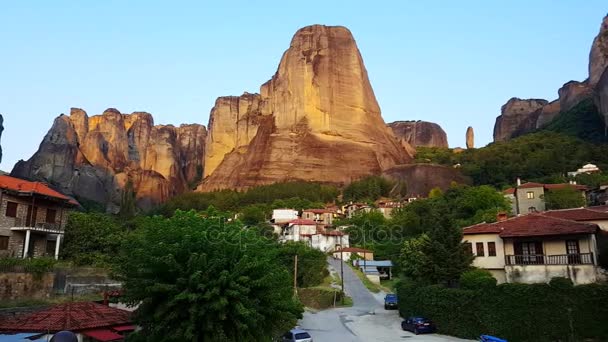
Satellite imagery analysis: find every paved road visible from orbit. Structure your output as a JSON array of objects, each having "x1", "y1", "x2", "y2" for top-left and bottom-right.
[{"x1": 298, "y1": 258, "x2": 473, "y2": 342}]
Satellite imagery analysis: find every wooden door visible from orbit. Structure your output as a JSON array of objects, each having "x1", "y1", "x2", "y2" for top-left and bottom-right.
[{"x1": 25, "y1": 205, "x2": 38, "y2": 227}]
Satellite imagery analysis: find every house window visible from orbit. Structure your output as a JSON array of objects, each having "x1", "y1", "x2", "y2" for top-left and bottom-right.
[
  {"x1": 528, "y1": 206, "x2": 537, "y2": 213},
  {"x1": 488, "y1": 242, "x2": 497, "y2": 256},
  {"x1": 46, "y1": 240, "x2": 56, "y2": 255},
  {"x1": 526, "y1": 191, "x2": 535, "y2": 199},
  {"x1": 476, "y1": 242, "x2": 485, "y2": 257},
  {"x1": 514, "y1": 241, "x2": 543, "y2": 264},
  {"x1": 566, "y1": 240, "x2": 581, "y2": 264},
  {"x1": 464, "y1": 242, "x2": 473, "y2": 255},
  {"x1": 46, "y1": 209, "x2": 57, "y2": 223},
  {"x1": 0, "y1": 236, "x2": 8, "y2": 250},
  {"x1": 5, "y1": 202, "x2": 18, "y2": 218}
]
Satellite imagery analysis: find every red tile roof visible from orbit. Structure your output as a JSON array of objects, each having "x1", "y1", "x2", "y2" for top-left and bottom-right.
[
  {"x1": 303, "y1": 209, "x2": 333, "y2": 214},
  {"x1": 517, "y1": 182, "x2": 588, "y2": 191},
  {"x1": 288, "y1": 219, "x2": 318, "y2": 225},
  {"x1": 0, "y1": 175, "x2": 79, "y2": 206},
  {"x1": 542, "y1": 208, "x2": 608, "y2": 221},
  {"x1": 462, "y1": 214, "x2": 598, "y2": 238},
  {"x1": 589, "y1": 205, "x2": 608, "y2": 213},
  {"x1": 335, "y1": 247, "x2": 373, "y2": 253},
  {"x1": 322, "y1": 230, "x2": 345, "y2": 236},
  {"x1": 0, "y1": 302, "x2": 132, "y2": 333},
  {"x1": 503, "y1": 188, "x2": 515, "y2": 195}
]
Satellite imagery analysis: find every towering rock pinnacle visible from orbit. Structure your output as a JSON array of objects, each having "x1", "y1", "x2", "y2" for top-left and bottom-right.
[
  {"x1": 589, "y1": 14, "x2": 608, "y2": 86},
  {"x1": 12, "y1": 108, "x2": 206, "y2": 210},
  {"x1": 466, "y1": 126, "x2": 474, "y2": 149},
  {"x1": 200, "y1": 25, "x2": 411, "y2": 191},
  {"x1": 493, "y1": 98, "x2": 548, "y2": 142},
  {"x1": 387, "y1": 120, "x2": 448, "y2": 148}
]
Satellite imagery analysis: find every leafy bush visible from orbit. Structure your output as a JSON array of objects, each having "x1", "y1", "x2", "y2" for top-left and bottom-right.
[
  {"x1": 342, "y1": 176, "x2": 394, "y2": 202},
  {"x1": 459, "y1": 269, "x2": 497, "y2": 289},
  {"x1": 277, "y1": 242, "x2": 328, "y2": 288},
  {"x1": 397, "y1": 279, "x2": 608, "y2": 341}
]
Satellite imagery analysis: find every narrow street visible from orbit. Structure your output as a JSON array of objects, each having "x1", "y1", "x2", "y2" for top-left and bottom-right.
[{"x1": 298, "y1": 258, "x2": 473, "y2": 342}]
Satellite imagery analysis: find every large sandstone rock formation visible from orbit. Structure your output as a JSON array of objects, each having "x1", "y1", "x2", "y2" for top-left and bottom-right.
[
  {"x1": 12, "y1": 108, "x2": 206, "y2": 211},
  {"x1": 199, "y1": 25, "x2": 410, "y2": 191},
  {"x1": 597, "y1": 69, "x2": 608, "y2": 129},
  {"x1": 589, "y1": 15, "x2": 608, "y2": 86},
  {"x1": 494, "y1": 15, "x2": 608, "y2": 142},
  {"x1": 387, "y1": 121, "x2": 448, "y2": 148},
  {"x1": 493, "y1": 98, "x2": 548, "y2": 142},
  {"x1": 382, "y1": 164, "x2": 470, "y2": 197}
]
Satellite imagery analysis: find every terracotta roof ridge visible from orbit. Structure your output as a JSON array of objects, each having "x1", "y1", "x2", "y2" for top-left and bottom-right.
[{"x1": 534, "y1": 213, "x2": 598, "y2": 227}]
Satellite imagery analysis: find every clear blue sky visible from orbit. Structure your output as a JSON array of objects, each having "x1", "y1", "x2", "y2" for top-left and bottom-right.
[{"x1": 1, "y1": 1, "x2": 606, "y2": 171}]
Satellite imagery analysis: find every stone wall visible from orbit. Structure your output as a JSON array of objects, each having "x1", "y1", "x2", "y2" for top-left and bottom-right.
[{"x1": 0, "y1": 272, "x2": 54, "y2": 300}]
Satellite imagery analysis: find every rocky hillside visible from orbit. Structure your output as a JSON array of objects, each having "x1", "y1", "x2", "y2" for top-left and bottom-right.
[
  {"x1": 12, "y1": 108, "x2": 206, "y2": 211},
  {"x1": 199, "y1": 25, "x2": 411, "y2": 191},
  {"x1": 493, "y1": 14, "x2": 608, "y2": 142},
  {"x1": 382, "y1": 164, "x2": 470, "y2": 196},
  {"x1": 387, "y1": 120, "x2": 448, "y2": 148}
]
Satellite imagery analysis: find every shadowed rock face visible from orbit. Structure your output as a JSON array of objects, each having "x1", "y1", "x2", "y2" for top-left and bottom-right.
[
  {"x1": 493, "y1": 98, "x2": 548, "y2": 142},
  {"x1": 598, "y1": 69, "x2": 608, "y2": 128},
  {"x1": 387, "y1": 121, "x2": 448, "y2": 148},
  {"x1": 382, "y1": 164, "x2": 470, "y2": 197},
  {"x1": 199, "y1": 25, "x2": 411, "y2": 191},
  {"x1": 11, "y1": 108, "x2": 206, "y2": 211},
  {"x1": 589, "y1": 15, "x2": 608, "y2": 86}
]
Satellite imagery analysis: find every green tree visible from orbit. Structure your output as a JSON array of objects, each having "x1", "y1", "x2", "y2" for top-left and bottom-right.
[
  {"x1": 60, "y1": 212, "x2": 124, "y2": 266},
  {"x1": 544, "y1": 187, "x2": 586, "y2": 209},
  {"x1": 343, "y1": 176, "x2": 394, "y2": 202},
  {"x1": 115, "y1": 211, "x2": 302, "y2": 341},
  {"x1": 277, "y1": 242, "x2": 328, "y2": 287},
  {"x1": 118, "y1": 179, "x2": 137, "y2": 220}
]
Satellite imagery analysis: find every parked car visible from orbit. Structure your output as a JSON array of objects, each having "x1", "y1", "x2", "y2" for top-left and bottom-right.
[
  {"x1": 479, "y1": 335, "x2": 507, "y2": 342},
  {"x1": 401, "y1": 317, "x2": 437, "y2": 335},
  {"x1": 384, "y1": 293, "x2": 398, "y2": 310},
  {"x1": 281, "y1": 328, "x2": 313, "y2": 342}
]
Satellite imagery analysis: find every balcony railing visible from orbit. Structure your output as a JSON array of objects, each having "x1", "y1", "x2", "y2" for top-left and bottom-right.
[
  {"x1": 12, "y1": 217, "x2": 63, "y2": 231},
  {"x1": 505, "y1": 253, "x2": 594, "y2": 266}
]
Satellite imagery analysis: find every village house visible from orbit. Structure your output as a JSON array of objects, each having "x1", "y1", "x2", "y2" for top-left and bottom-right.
[
  {"x1": 301, "y1": 208, "x2": 335, "y2": 225},
  {"x1": 277, "y1": 218, "x2": 350, "y2": 252},
  {"x1": 271, "y1": 208, "x2": 299, "y2": 223},
  {"x1": 462, "y1": 213, "x2": 602, "y2": 285},
  {"x1": 503, "y1": 181, "x2": 588, "y2": 215},
  {"x1": 343, "y1": 202, "x2": 372, "y2": 218},
  {"x1": 375, "y1": 198, "x2": 403, "y2": 219},
  {"x1": 0, "y1": 175, "x2": 78, "y2": 259},
  {"x1": 332, "y1": 247, "x2": 373, "y2": 261},
  {"x1": 0, "y1": 301, "x2": 134, "y2": 341},
  {"x1": 567, "y1": 163, "x2": 600, "y2": 178}
]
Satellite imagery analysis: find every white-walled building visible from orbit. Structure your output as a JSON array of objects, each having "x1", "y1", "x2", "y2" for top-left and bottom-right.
[
  {"x1": 463, "y1": 213, "x2": 602, "y2": 285},
  {"x1": 271, "y1": 209, "x2": 299, "y2": 223}
]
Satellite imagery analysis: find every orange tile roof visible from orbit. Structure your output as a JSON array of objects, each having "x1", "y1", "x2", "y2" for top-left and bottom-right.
[
  {"x1": 463, "y1": 214, "x2": 598, "y2": 238},
  {"x1": 542, "y1": 208, "x2": 608, "y2": 221},
  {"x1": 335, "y1": 247, "x2": 372, "y2": 253},
  {"x1": 288, "y1": 219, "x2": 318, "y2": 225},
  {"x1": 0, "y1": 175, "x2": 79, "y2": 206},
  {"x1": 0, "y1": 302, "x2": 131, "y2": 333}
]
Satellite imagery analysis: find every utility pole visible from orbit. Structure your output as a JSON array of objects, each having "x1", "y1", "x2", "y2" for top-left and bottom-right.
[
  {"x1": 293, "y1": 254, "x2": 298, "y2": 297},
  {"x1": 340, "y1": 235, "x2": 344, "y2": 305},
  {"x1": 363, "y1": 228, "x2": 367, "y2": 273}
]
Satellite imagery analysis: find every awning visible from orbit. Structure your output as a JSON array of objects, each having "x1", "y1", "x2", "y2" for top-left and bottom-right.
[
  {"x1": 81, "y1": 329, "x2": 123, "y2": 341},
  {"x1": 112, "y1": 325, "x2": 135, "y2": 332}
]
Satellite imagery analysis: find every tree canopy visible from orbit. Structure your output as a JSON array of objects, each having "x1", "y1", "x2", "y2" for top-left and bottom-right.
[{"x1": 114, "y1": 211, "x2": 302, "y2": 341}]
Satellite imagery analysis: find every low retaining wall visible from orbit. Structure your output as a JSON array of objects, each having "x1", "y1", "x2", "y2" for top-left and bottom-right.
[{"x1": 0, "y1": 272, "x2": 54, "y2": 300}]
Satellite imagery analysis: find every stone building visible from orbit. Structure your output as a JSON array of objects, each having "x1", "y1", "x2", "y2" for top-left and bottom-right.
[{"x1": 0, "y1": 175, "x2": 78, "y2": 259}]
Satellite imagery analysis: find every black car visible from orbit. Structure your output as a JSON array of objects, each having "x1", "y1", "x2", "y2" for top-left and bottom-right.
[
  {"x1": 384, "y1": 294, "x2": 398, "y2": 310},
  {"x1": 401, "y1": 317, "x2": 436, "y2": 335}
]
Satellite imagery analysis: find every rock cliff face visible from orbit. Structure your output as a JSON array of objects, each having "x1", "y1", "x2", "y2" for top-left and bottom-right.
[
  {"x1": 598, "y1": 69, "x2": 608, "y2": 127},
  {"x1": 493, "y1": 15, "x2": 608, "y2": 142},
  {"x1": 493, "y1": 98, "x2": 548, "y2": 142},
  {"x1": 382, "y1": 164, "x2": 470, "y2": 197},
  {"x1": 589, "y1": 15, "x2": 608, "y2": 86},
  {"x1": 12, "y1": 108, "x2": 206, "y2": 211},
  {"x1": 387, "y1": 121, "x2": 448, "y2": 148},
  {"x1": 199, "y1": 25, "x2": 410, "y2": 191}
]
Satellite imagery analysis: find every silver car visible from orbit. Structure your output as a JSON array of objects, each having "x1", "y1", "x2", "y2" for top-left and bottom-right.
[{"x1": 282, "y1": 328, "x2": 313, "y2": 342}]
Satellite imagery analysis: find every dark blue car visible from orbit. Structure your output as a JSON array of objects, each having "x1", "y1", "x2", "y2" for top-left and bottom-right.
[
  {"x1": 401, "y1": 317, "x2": 437, "y2": 335},
  {"x1": 384, "y1": 294, "x2": 398, "y2": 310}
]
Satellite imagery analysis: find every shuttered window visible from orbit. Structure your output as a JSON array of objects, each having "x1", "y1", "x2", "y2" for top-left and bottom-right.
[
  {"x1": 476, "y1": 242, "x2": 485, "y2": 257},
  {"x1": 0, "y1": 236, "x2": 8, "y2": 250},
  {"x1": 488, "y1": 242, "x2": 497, "y2": 256},
  {"x1": 5, "y1": 202, "x2": 18, "y2": 218}
]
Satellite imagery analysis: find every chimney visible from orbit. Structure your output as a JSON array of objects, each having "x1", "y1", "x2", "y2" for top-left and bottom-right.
[
  {"x1": 497, "y1": 211, "x2": 508, "y2": 222},
  {"x1": 516, "y1": 177, "x2": 521, "y2": 186}
]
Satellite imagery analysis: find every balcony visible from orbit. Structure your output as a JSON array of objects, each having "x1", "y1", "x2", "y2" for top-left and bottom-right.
[
  {"x1": 11, "y1": 217, "x2": 64, "y2": 234},
  {"x1": 505, "y1": 253, "x2": 594, "y2": 266}
]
